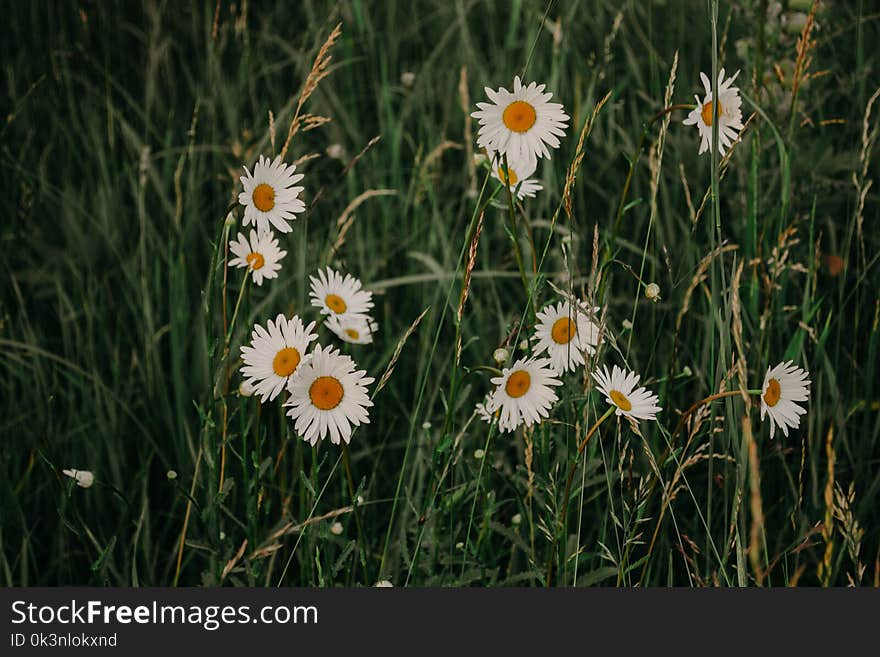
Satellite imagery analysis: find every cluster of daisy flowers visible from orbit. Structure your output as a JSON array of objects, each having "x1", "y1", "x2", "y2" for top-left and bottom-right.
[
  {"x1": 477, "y1": 295, "x2": 811, "y2": 441},
  {"x1": 470, "y1": 70, "x2": 808, "y2": 439},
  {"x1": 231, "y1": 154, "x2": 380, "y2": 446},
  {"x1": 477, "y1": 296, "x2": 664, "y2": 434},
  {"x1": 472, "y1": 67, "x2": 744, "y2": 207}
]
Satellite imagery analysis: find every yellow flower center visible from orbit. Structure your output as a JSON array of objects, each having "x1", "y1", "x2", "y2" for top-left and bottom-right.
[
  {"x1": 325, "y1": 294, "x2": 347, "y2": 314},
  {"x1": 609, "y1": 389, "x2": 632, "y2": 412},
  {"x1": 763, "y1": 378, "x2": 781, "y2": 407},
  {"x1": 252, "y1": 183, "x2": 275, "y2": 212},
  {"x1": 246, "y1": 252, "x2": 265, "y2": 270},
  {"x1": 345, "y1": 328, "x2": 360, "y2": 340},
  {"x1": 497, "y1": 166, "x2": 519, "y2": 186},
  {"x1": 309, "y1": 376, "x2": 345, "y2": 410},
  {"x1": 701, "y1": 99, "x2": 724, "y2": 127},
  {"x1": 505, "y1": 370, "x2": 531, "y2": 398},
  {"x1": 551, "y1": 317, "x2": 576, "y2": 344},
  {"x1": 502, "y1": 100, "x2": 537, "y2": 133},
  {"x1": 272, "y1": 347, "x2": 301, "y2": 377}
]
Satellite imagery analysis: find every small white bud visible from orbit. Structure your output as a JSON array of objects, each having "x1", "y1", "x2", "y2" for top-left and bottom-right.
[
  {"x1": 518, "y1": 340, "x2": 529, "y2": 352},
  {"x1": 682, "y1": 365, "x2": 693, "y2": 377},
  {"x1": 621, "y1": 318, "x2": 633, "y2": 330},
  {"x1": 400, "y1": 71, "x2": 416, "y2": 88},
  {"x1": 219, "y1": 531, "x2": 226, "y2": 541},
  {"x1": 238, "y1": 379, "x2": 255, "y2": 397},
  {"x1": 326, "y1": 143, "x2": 345, "y2": 160},
  {"x1": 356, "y1": 494, "x2": 365, "y2": 505},
  {"x1": 455, "y1": 542, "x2": 464, "y2": 550},
  {"x1": 374, "y1": 580, "x2": 394, "y2": 587},
  {"x1": 492, "y1": 348, "x2": 509, "y2": 364},
  {"x1": 645, "y1": 283, "x2": 661, "y2": 302},
  {"x1": 166, "y1": 470, "x2": 178, "y2": 480},
  {"x1": 224, "y1": 212, "x2": 237, "y2": 228},
  {"x1": 512, "y1": 513, "x2": 522, "y2": 526},
  {"x1": 473, "y1": 449, "x2": 485, "y2": 460},
  {"x1": 330, "y1": 522, "x2": 344, "y2": 536},
  {"x1": 421, "y1": 421, "x2": 432, "y2": 430},
  {"x1": 62, "y1": 469, "x2": 94, "y2": 489}
]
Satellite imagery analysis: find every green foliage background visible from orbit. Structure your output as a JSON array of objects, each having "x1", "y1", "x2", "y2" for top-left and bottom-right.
[{"x1": 2, "y1": 0, "x2": 878, "y2": 586}]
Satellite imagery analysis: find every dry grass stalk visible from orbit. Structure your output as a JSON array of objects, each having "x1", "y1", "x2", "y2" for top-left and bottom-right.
[
  {"x1": 221, "y1": 538, "x2": 248, "y2": 581},
  {"x1": 332, "y1": 188, "x2": 399, "y2": 253},
  {"x1": 852, "y1": 86, "x2": 880, "y2": 269},
  {"x1": 745, "y1": 414, "x2": 765, "y2": 585},
  {"x1": 789, "y1": 1, "x2": 819, "y2": 123},
  {"x1": 280, "y1": 22, "x2": 342, "y2": 160},
  {"x1": 562, "y1": 90, "x2": 612, "y2": 219},
  {"x1": 375, "y1": 307, "x2": 430, "y2": 395},
  {"x1": 648, "y1": 51, "x2": 678, "y2": 221},
  {"x1": 457, "y1": 211, "x2": 484, "y2": 325}
]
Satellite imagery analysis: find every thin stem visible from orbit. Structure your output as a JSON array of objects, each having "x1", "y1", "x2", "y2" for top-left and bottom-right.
[
  {"x1": 501, "y1": 153, "x2": 531, "y2": 302},
  {"x1": 546, "y1": 406, "x2": 615, "y2": 585},
  {"x1": 671, "y1": 389, "x2": 760, "y2": 440},
  {"x1": 342, "y1": 443, "x2": 370, "y2": 583}
]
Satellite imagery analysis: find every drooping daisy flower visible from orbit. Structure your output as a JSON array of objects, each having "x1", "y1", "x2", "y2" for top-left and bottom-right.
[
  {"x1": 472, "y1": 76, "x2": 569, "y2": 162},
  {"x1": 593, "y1": 365, "x2": 662, "y2": 422},
  {"x1": 475, "y1": 392, "x2": 497, "y2": 424},
  {"x1": 485, "y1": 357, "x2": 562, "y2": 433},
  {"x1": 760, "y1": 361, "x2": 811, "y2": 439},
  {"x1": 488, "y1": 149, "x2": 543, "y2": 199},
  {"x1": 309, "y1": 267, "x2": 374, "y2": 320},
  {"x1": 284, "y1": 344, "x2": 374, "y2": 445},
  {"x1": 62, "y1": 468, "x2": 94, "y2": 488},
  {"x1": 682, "y1": 68, "x2": 745, "y2": 155},
  {"x1": 228, "y1": 229, "x2": 286, "y2": 286},
  {"x1": 238, "y1": 155, "x2": 305, "y2": 234},
  {"x1": 532, "y1": 300, "x2": 601, "y2": 374},
  {"x1": 240, "y1": 314, "x2": 318, "y2": 402},
  {"x1": 325, "y1": 314, "x2": 378, "y2": 345}
]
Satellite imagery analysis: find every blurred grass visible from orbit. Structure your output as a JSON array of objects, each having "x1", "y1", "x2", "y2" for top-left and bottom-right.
[{"x1": 1, "y1": 0, "x2": 879, "y2": 586}]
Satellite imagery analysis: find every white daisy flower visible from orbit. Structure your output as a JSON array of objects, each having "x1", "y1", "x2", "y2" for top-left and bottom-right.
[
  {"x1": 760, "y1": 361, "x2": 811, "y2": 439},
  {"x1": 284, "y1": 345, "x2": 375, "y2": 446},
  {"x1": 62, "y1": 469, "x2": 94, "y2": 488},
  {"x1": 228, "y1": 229, "x2": 286, "y2": 286},
  {"x1": 325, "y1": 314, "x2": 378, "y2": 345},
  {"x1": 240, "y1": 314, "x2": 318, "y2": 402},
  {"x1": 472, "y1": 76, "x2": 569, "y2": 162},
  {"x1": 309, "y1": 267, "x2": 374, "y2": 320},
  {"x1": 592, "y1": 364, "x2": 662, "y2": 422},
  {"x1": 532, "y1": 300, "x2": 601, "y2": 374},
  {"x1": 238, "y1": 155, "x2": 305, "y2": 234},
  {"x1": 486, "y1": 357, "x2": 562, "y2": 433},
  {"x1": 682, "y1": 68, "x2": 745, "y2": 155},
  {"x1": 488, "y1": 149, "x2": 543, "y2": 199}
]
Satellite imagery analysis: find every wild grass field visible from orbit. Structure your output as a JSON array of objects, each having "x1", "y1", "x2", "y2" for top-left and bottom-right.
[{"x1": 2, "y1": 0, "x2": 879, "y2": 587}]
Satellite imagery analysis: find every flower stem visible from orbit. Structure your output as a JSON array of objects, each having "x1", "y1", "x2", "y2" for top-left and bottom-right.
[
  {"x1": 546, "y1": 406, "x2": 615, "y2": 585},
  {"x1": 342, "y1": 443, "x2": 370, "y2": 584}
]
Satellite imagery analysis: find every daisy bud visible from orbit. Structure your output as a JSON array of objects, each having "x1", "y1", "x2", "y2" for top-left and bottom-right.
[
  {"x1": 455, "y1": 542, "x2": 464, "y2": 550},
  {"x1": 492, "y1": 347, "x2": 509, "y2": 364},
  {"x1": 682, "y1": 366, "x2": 693, "y2": 377},
  {"x1": 512, "y1": 513, "x2": 522, "y2": 526},
  {"x1": 421, "y1": 421, "x2": 432, "y2": 430},
  {"x1": 166, "y1": 470, "x2": 178, "y2": 480},
  {"x1": 374, "y1": 580, "x2": 394, "y2": 587},
  {"x1": 326, "y1": 144, "x2": 345, "y2": 160},
  {"x1": 621, "y1": 318, "x2": 633, "y2": 331},
  {"x1": 219, "y1": 531, "x2": 226, "y2": 541},
  {"x1": 400, "y1": 71, "x2": 416, "y2": 88},
  {"x1": 330, "y1": 522, "x2": 344, "y2": 536},
  {"x1": 645, "y1": 283, "x2": 661, "y2": 301},
  {"x1": 518, "y1": 340, "x2": 529, "y2": 352},
  {"x1": 238, "y1": 379, "x2": 256, "y2": 398},
  {"x1": 62, "y1": 469, "x2": 94, "y2": 489},
  {"x1": 474, "y1": 449, "x2": 485, "y2": 459}
]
